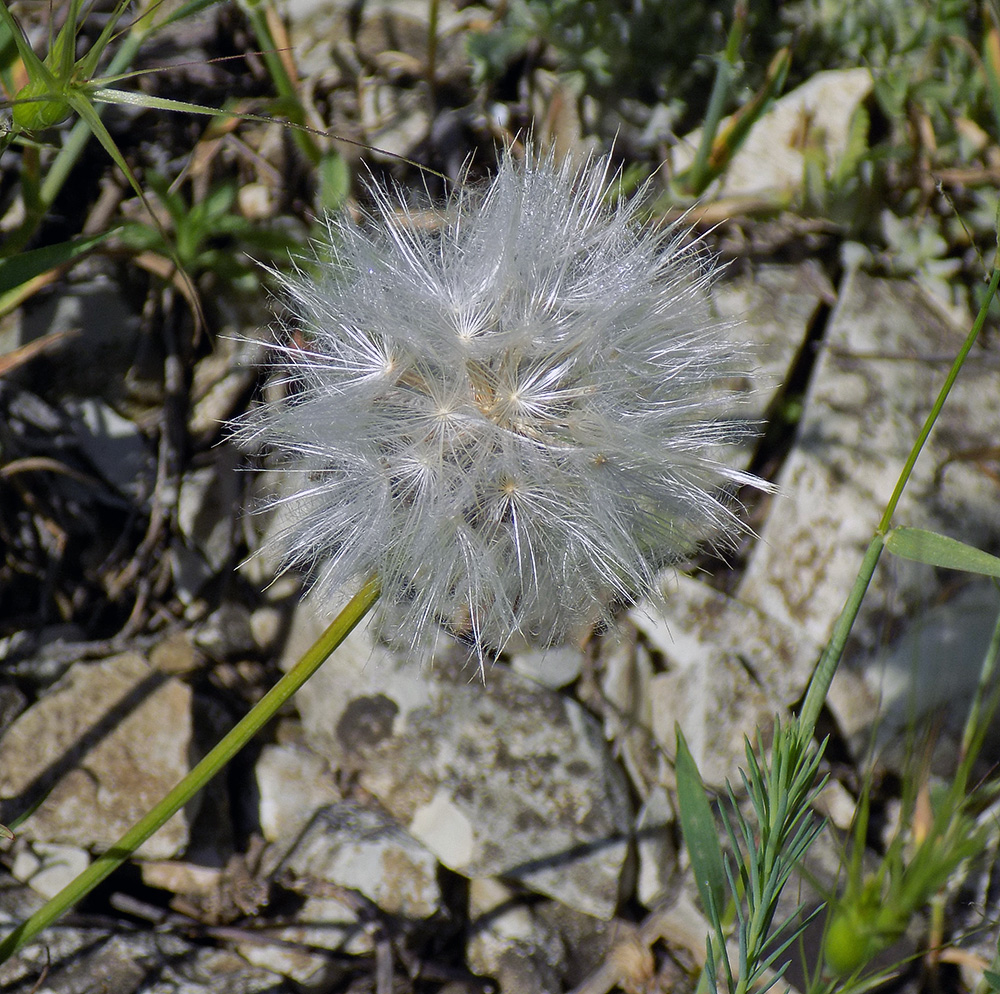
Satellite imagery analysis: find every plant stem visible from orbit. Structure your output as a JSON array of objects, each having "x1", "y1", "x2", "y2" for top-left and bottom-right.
[
  {"x1": 40, "y1": 28, "x2": 144, "y2": 209},
  {"x1": 687, "y1": 3, "x2": 744, "y2": 196},
  {"x1": 0, "y1": 576, "x2": 380, "y2": 964},
  {"x1": 797, "y1": 263, "x2": 1000, "y2": 740},
  {"x1": 243, "y1": 1, "x2": 321, "y2": 167},
  {"x1": 796, "y1": 535, "x2": 882, "y2": 739}
]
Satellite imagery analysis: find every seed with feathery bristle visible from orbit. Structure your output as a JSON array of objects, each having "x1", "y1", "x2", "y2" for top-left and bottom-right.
[{"x1": 233, "y1": 147, "x2": 769, "y2": 668}]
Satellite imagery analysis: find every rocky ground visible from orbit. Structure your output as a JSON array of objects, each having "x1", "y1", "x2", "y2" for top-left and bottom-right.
[{"x1": 1, "y1": 2, "x2": 1000, "y2": 992}]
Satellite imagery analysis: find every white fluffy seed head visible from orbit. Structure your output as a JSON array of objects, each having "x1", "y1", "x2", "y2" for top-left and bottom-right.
[{"x1": 236, "y1": 148, "x2": 766, "y2": 664}]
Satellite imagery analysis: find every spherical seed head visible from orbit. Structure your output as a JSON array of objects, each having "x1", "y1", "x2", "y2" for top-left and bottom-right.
[{"x1": 237, "y1": 148, "x2": 764, "y2": 660}]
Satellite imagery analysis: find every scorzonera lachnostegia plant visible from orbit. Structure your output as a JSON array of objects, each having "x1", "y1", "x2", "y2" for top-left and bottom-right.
[
  {"x1": 0, "y1": 142, "x2": 768, "y2": 961},
  {"x1": 234, "y1": 146, "x2": 767, "y2": 665},
  {"x1": 0, "y1": 143, "x2": 775, "y2": 964}
]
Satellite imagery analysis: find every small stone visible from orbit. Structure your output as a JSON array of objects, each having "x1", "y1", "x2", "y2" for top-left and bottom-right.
[
  {"x1": 635, "y1": 787, "x2": 675, "y2": 907},
  {"x1": 11, "y1": 842, "x2": 90, "y2": 900},
  {"x1": 467, "y1": 878, "x2": 564, "y2": 994},
  {"x1": 194, "y1": 603, "x2": 255, "y2": 659},
  {"x1": 511, "y1": 645, "x2": 584, "y2": 689},
  {"x1": 66, "y1": 397, "x2": 153, "y2": 500},
  {"x1": 238, "y1": 943, "x2": 328, "y2": 987},
  {"x1": 813, "y1": 781, "x2": 857, "y2": 833},
  {"x1": 189, "y1": 337, "x2": 261, "y2": 443},
  {"x1": 255, "y1": 743, "x2": 341, "y2": 847},
  {"x1": 177, "y1": 445, "x2": 241, "y2": 573},
  {"x1": 0, "y1": 652, "x2": 192, "y2": 858},
  {"x1": 140, "y1": 860, "x2": 222, "y2": 899},
  {"x1": 249, "y1": 605, "x2": 284, "y2": 653},
  {"x1": 150, "y1": 631, "x2": 201, "y2": 675},
  {"x1": 280, "y1": 801, "x2": 441, "y2": 920}
]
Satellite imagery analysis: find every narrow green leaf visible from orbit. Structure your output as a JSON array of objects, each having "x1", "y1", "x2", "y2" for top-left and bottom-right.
[
  {"x1": 675, "y1": 726, "x2": 728, "y2": 927},
  {"x1": 0, "y1": 229, "x2": 115, "y2": 296},
  {"x1": 157, "y1": 0, "x2": 224, "y2": 31},
  {"x1": 710, "y1": 47, "x2": 791, "y2": 177},
  {"x1": 884, "y1": 527, "x2": 1000, "y2": 578},
  {"x1": 50, "y1": 0, "x2": 84, "y2": 82},
  {"x1": 90, "y1": 86, "x2": 239, "y2": 119},
  {"x1": 66, "y1": 90, "x2": 148, "y2": 207},
  {"x1": 983, "y1": 969, "x2": 1000, "y2": 991},
  {"x1": 0, "y1": 3, "x2": 50, "y2": 81},
  {"x1": 319, "y1": 150, "x2": 351, "y2": 211},
  {"x1": 78, "y1": 0, "x2": 139, "y2": 80}
]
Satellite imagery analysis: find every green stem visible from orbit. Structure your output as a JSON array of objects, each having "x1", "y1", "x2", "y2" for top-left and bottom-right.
[
  {"x1": 39, "y1": 27, "x2": 145, "y2": 210},
  {"x1": 426, "y1": 0, "x2": 439, "y2": 109},
  {"x1": 243, "y1": 2, "x2": 321, "y2": 167},
  {"x1": 796, "y1": 535, "x2": 883, "y2": 739},
  {"x1": 0, "y1": 576, "x2": 381, "y2": 964},
  {"x1": 687, "y1": 4, "x2": 744, "y2": 196},
  {"x1": 797, "y1": 264, "x2": 1000, "y2": 740},
  {"x1": 877, "y1": 267, "x2": 1000, "y2": 533}
]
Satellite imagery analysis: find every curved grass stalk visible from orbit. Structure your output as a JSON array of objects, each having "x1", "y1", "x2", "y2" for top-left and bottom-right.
[
  {"x1": 798, "y1": 261, "x2": 1000, "y2": 740},
  {"x1": 0, "y1": 577, "x2": 380, "y2": 964},
  {"x1": 684, "y1": 262, "x2": 1000, "y2": 994}
]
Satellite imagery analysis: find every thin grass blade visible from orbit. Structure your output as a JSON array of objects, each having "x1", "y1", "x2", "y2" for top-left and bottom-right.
[
  {"x1": 676, "y1": 726, "x2": 728, "y2": 929},
  {"x1": 0, "y1": 229, "x2": 115, "y2": 296},
  {"x1": 884, "y1": 527, "x2": 1000, "y2": 578}
]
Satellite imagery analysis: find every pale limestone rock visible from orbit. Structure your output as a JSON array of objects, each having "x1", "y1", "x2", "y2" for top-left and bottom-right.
[
  {"x1": 10, "y1": 842, "x2": 90, "y2": 900},
  {"x1": 466, "y1": 878, "x2": 564, "y2": 994},
  {"x1": 0, "y1": 652, "x2": 192, "y2": 859},
  {"x1": 255, "y1": 742, "x2": 341, "y2": 848},
  {"x1": 632, "y1": 573, "x2": 822, "y2": 787},
  {"x1": 738, "y1": 270, "x2": 1000, "y2": 669},
  {"x1": 282, "y1": 802, "x2": 441, "y2": 919},
  {"x1": 511, "y1": 644, "x2": 585, "y2": 689},
  {"x1": 284, "y1": 602, "x2": 632, "y2": 919},
  {"x1": 712, "y1": 261, "x2": 836, "y2": 418},
  {"x1": 671, "y1": 68, "x2": 874, "y2": 201}
]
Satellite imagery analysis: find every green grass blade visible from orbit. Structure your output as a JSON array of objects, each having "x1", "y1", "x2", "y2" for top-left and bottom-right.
[
  {"x1": 51, "y1": 0, "x2": 84, "y2": 81},
  {"x1": 77, "y1": 0, "x2": 140, "y2": 80},
  {"x1": 878, "y1": 264, "x2": 1000, "y2": 533},
  {"x1": 676, "y1": 726, "x2": 728, "y2": 928},
  {"x1": 710, "y1": 48, "x2": 790, "y2": 177},
  {"x1": 686, "y1": 38, "x2": 737, "y2": 195},
  {"x1": 90, "y1": 86, "x2": 241, "y2": 118},
  {"x1": 0, "y1": 229, "x2": 115, "y2": 296},
  {"x1": 66, "y1": 90, "x2": 148, "y2": 204},
  {"x1": 884, "y1": 527, "x2": 1000, "y2": 578}
]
